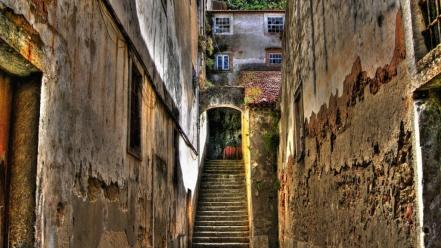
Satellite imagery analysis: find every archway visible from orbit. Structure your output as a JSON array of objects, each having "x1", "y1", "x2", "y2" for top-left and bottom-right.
[{"x1": 206, "y1": 107, "x2": 243, "y2": 160}]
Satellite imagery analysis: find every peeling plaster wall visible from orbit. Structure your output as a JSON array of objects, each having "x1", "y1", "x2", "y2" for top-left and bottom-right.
[
  {"x1": 209, "y1": 11, "x2": 284, "y2": 86},
  {"x1": 279, "y1": 0, "x2": 421, "y2": 247},
  {"x1": 0, "y1": 0, "x2": 200, "y2": 247}
]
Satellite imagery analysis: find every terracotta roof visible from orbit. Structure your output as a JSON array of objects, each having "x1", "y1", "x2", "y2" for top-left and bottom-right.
[{"x1": 240, "y1": 71, "x2": 281, "y2": 107}]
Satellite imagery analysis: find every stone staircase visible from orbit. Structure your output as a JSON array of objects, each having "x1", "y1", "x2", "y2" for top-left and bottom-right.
[{"x1": 192, "y1": 160, "x2": 250, "y2": 248}]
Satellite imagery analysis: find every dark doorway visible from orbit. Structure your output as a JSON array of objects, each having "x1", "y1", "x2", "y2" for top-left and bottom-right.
[
  {"x1": 0, "y1": 39, "x2": 41, "y2": 248},
  {"x1": 207, "y1": 108, "x2": 242, "y2": 160}
]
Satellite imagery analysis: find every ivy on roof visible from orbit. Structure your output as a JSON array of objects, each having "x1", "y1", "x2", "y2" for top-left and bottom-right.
[{"x1": 224, "y1": 0, "x2": 286, "y2": 10}]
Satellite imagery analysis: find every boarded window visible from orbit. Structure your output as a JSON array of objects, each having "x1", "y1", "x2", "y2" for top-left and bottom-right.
[
  {"x1": 128, "y1": 59, "x2": 142, "y2": 159},
  {"x1": 268, "y1": 17, "x2": 284, "y2": 33},
  {"x1": 294, "y1": 85, "x2": 304, "y2": 161},
  {"x1": 214, "y1": 17, "x2": 231, "y2": 34},
  {"x1": 420, "y1": 0, "x2": 441, "y2": 52}
]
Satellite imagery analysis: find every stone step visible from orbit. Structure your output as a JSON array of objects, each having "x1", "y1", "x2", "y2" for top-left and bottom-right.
[
  {"x1": 193, "y1": 237, "x2": 249, "y2": 243},
  {"x1": 199, "y1": 192, "x2": 246, "y2": 197},
  {"x1": 202, "y1": 174, "x2": 245, "y2": 178},
  {"x1": 193, "y1": 231, "x2": 249, "y2": 238},
  {"x1": 203, "y1": 170, "x2": 244, "y2": 175},
  {"x1": 203, "y1": 166, "x2": 244, "y2": 170},
  {"x1": 196, "y1": 210, "x2": 248, "y2": 216},
  {"x1": 197, "y1": 205, "x2": 246, "y2": 211},
  {"x1": 201, "y1": 185, "x2": 245, "y2": 190},
  {"x1": 192, "y1": 242, "x2": 249, "y2": 248},
  {"x1": 194, "y1": 225, "x2": 249, "y2": 232},
  {"x1": 195, "y1": 220, "x2": 249, "y2": 227},
  {"x1": 204, "y1": 166, "x2": 244, "y2": 169},
  {"x1": 205, "y1": 160, "x2": 243, "y2": 163},
  {"x1": 196, "y1": 215, "x2": 248, "y2": 222},
  {"x1": 201, "y1": 177, "x2": 245, "y2": 183},
  {"x1": 192, "y1": 160, "x2": 249, "y2": 247},
  {"x1": 201, "y1": 181, "x2": 245, "y2": 185},
  {"x1": 199, "y1": 191, "x2": 247, "y2": 197},
  {"x1": 200, "y1": 180, "x2": 245, "y2": 185},
  {"x1": 201, "y1": 175, "x2": 245, "y2": 180},
  {"x1": 201, "y1": 182, "x2": 245, "y2": 186},
  {"x1": 200, "y1": 188, "x2": 246, "y2": 193},
  {"x1": 199, "y1": 197, "x2": 246, "y2": 202},
  {"x1": 198, "y1": 202, "x2": 246, "y2": 207}
]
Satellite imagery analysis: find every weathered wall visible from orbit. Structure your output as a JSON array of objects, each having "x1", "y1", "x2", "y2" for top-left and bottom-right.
[
  {"x1": 209, "y1": 11, "x2": 284, "y2": 86},
  {"x1": 0, "y1": 0, "x2": 201, "y2": 247},
  {"x1": 135, "y1": 0, "x2": 199, "y2": 147},
  {"x1": 279, "y1": 0, "x2": 421, "y2": 247},
  {"x1": 248, "y1": 109, "x2": 279, "y2": 248},
  {"x1": 200, "y1": 86, "x2": 245, "y2": 113},
  {"x1": 415, "y1": 93, "x2": 441, "y2": 248}
]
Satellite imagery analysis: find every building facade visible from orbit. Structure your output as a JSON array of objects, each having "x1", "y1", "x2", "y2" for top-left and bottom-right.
[
  {"x1": 0, "y1": 0, "x2": 204, "y2": 247},
  {"x1": 207, "y1": 10, "x2": 285, "y2": 86},
  {"x1": 279, "y1": 0, "x2": 441, "y2": 247}
]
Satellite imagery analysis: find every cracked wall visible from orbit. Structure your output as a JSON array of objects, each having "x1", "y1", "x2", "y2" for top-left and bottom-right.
[
  {"x1": 0, "y1": 0, "x2": 200, "y2": 247},
  {"x1": 279, "y1": 0, "x2": 421, "y2": 247}
]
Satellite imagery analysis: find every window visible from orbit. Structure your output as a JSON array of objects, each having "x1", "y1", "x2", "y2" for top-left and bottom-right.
[
  {"x1": 214, "y1": 17, "x2": 231, "y2": 34},
  {"x1": 294, "y1": 85, "x2": 304, "y2": 161},
  {"x1": 216, "y1": 54, "x2": 230, "y2": 71},
  {"x1": 420, "y1": 0, "x2": 441, "y2": 51},
  {"x1": 267, "y1": 17, "x2": 284, "y2": 33},
  {"x1": 128, "y1": 59, "x2": 142, "y2": 158},
  {"x1": 268, "y1": 53, "x2": 283, "y2": 64}
]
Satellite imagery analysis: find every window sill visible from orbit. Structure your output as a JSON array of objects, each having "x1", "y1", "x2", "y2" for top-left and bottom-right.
[
  {"x1": 415, "y1": 45, "x2": 441, "y2": 89},
  {"x1": 127, "y1": 148, "x2": 142, "y2": 161}
]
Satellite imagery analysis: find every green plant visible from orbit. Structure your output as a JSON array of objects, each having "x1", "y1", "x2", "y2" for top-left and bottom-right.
[
  {"x1": 205, "y1": 80, "x2": 215, "y2": 88},
  {"x1": 206, "y1": 58, "x2": 215, "y2": 71},
  {"x1": 224, "y1": 0, "x2": 286, "y2": 10}
]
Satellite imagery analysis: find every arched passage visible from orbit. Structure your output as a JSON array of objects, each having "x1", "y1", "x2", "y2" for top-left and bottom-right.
[{"x1": 205, "y1": 107, "x2": 243, "y2": 160}]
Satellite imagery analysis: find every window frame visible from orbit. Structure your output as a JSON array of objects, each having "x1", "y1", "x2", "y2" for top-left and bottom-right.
[
  {"x1": 215, "y1": 54, "x2": 231, "y2": 71},
  {"x1": 267, "y1": 16, "x2": 285, "y2": 33},
  {"x1": 213, "y1": 16, "x2": 233, "y2": 35},
  {"x1": 268, "y1": 52, "x2": 283, "y2": 65},
  {"x1": 419, "y1": 0, "x2": 441, "y2": 52},
  {"x1": 127, "y1": 55, "x2": 143, "y2": 160}
]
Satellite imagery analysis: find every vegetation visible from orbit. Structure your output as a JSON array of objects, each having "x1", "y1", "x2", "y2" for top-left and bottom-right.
[{"x1": 222, "y1": 0, "x2": 286, "y2": 10}]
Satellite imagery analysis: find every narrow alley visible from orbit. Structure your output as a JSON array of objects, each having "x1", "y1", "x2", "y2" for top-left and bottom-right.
[{"x1": 0, "y1": 0, "x2": 440, "y2": 247}]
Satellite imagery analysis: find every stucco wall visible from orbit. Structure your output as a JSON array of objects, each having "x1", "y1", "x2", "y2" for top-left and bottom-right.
[
  {"x1": 0, "y1": 0, "x2": 201, "y2": 247},
  {"x1": 279, "y1": 0, "x2": 422, "y2": 247},
  {"x1": 209, "y1": 11, "x2": 284, "y2": 86}
]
